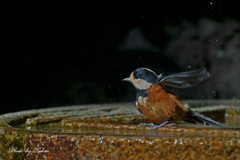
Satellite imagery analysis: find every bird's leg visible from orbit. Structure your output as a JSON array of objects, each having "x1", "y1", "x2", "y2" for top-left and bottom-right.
[{"x1": 165, "y1": 123, "x2": 176, "y2": 127}]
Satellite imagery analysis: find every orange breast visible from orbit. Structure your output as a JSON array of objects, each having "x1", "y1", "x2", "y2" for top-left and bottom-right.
[{"x1": 137, "y1": 84, "x2": 186, "y2": 124}]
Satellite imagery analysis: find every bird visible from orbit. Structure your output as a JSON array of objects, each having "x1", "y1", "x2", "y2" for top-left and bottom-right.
[{"x1": 122, "y1": 67, "x2": 223, "y2": 130}]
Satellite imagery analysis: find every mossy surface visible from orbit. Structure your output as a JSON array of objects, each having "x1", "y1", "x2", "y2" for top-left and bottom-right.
[
  {"x1": 0, "y1": 127, "x2": 30, "y2": 160},
  {"x1": 0, "y1": 100, "x2": 239, "y2": 159}
]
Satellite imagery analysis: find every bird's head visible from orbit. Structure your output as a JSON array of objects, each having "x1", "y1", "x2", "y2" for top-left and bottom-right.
[{"x1": 122, "y1": 68, "x2": 158, "y2": 90}]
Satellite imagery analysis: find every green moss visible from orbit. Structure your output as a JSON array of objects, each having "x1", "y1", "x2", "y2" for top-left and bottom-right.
[{"x1": 0, "y1": 128, "x2": 30, "y2": 159}]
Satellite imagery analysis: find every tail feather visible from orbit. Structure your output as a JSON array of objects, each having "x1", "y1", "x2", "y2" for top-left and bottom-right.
[{"x1": 187, "y1": 109, "x2": 223, "y2": 126}]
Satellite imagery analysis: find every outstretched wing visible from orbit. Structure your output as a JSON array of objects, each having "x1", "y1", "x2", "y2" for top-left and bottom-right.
[{"x1": 158, "y1": 67, "x2": 211, "y2": 88}]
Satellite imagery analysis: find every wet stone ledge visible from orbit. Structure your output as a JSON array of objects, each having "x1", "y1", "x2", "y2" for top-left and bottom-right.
[{"x1": 0, "y1": 100, "x2": 240, "y2": 159}]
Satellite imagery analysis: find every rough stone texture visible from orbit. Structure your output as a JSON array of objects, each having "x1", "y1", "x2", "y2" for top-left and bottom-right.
[
  {"x1": 25, "y1": 134, "x2": 240, "y2": 160},
  {"x1": 0, "y1": 101, "x2": 239, "y2": 159}
]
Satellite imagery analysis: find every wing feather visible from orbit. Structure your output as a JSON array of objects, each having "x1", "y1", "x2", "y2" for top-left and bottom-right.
[{"x1": 158, "y1": 67, "x2": 210, "y2": 88}]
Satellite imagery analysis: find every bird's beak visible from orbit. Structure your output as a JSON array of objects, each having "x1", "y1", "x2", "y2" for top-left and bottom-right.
[{"x1": 122, "y1": 78, "x2": 131, "y2": 82}]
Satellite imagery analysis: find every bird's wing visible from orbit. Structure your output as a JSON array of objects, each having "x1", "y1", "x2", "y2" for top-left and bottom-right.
[{"x1": 157, "y1": 67, "x2": 210, "y2": 88}]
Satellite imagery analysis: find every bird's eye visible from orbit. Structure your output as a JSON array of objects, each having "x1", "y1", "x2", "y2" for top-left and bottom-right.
[{"x1": 135, "y1": 75, "x2": 140, "y2": 79}]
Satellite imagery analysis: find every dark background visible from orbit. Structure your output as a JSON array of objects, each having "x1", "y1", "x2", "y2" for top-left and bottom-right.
[{"x1": 3, "y1": 1, "x2": 240, "y2": 114}]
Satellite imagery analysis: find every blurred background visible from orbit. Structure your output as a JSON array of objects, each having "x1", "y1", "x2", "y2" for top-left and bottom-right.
[{"x1": 3, "y1": 1, "x2": 240, "y2": 114}]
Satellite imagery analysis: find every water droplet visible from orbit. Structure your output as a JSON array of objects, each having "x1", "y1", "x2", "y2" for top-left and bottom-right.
[{"x1": 174, "y1": 139, "x2": 178, "y2": 144}]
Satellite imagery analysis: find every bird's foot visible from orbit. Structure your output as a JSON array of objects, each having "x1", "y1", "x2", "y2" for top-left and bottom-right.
[
  {"x1": 150, "y1": 121, "x2": 177, "y2": 130},
  {"x1": 138, "y1": 122, "x2": 177, "y2": 130}
]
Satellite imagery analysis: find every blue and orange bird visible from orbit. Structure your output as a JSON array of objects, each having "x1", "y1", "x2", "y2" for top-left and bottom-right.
[{"x1": 123, "y1": 67, "x2": 223, "y2": 130}]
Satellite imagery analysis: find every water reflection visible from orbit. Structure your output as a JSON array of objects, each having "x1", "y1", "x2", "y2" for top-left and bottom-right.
[{"x1": 14, "y1": 120, "x2": 239, "y2": 138}]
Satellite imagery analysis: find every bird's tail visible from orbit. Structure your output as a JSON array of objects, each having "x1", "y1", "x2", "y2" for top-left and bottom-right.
[{"x1": 187, "y1": 109, "x2": 223, "y2": 126}]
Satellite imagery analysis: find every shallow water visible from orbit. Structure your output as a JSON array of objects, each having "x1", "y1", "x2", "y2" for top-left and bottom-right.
[{"x1": 14, "y1": 118, "x2": 239, "y2": 138}]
